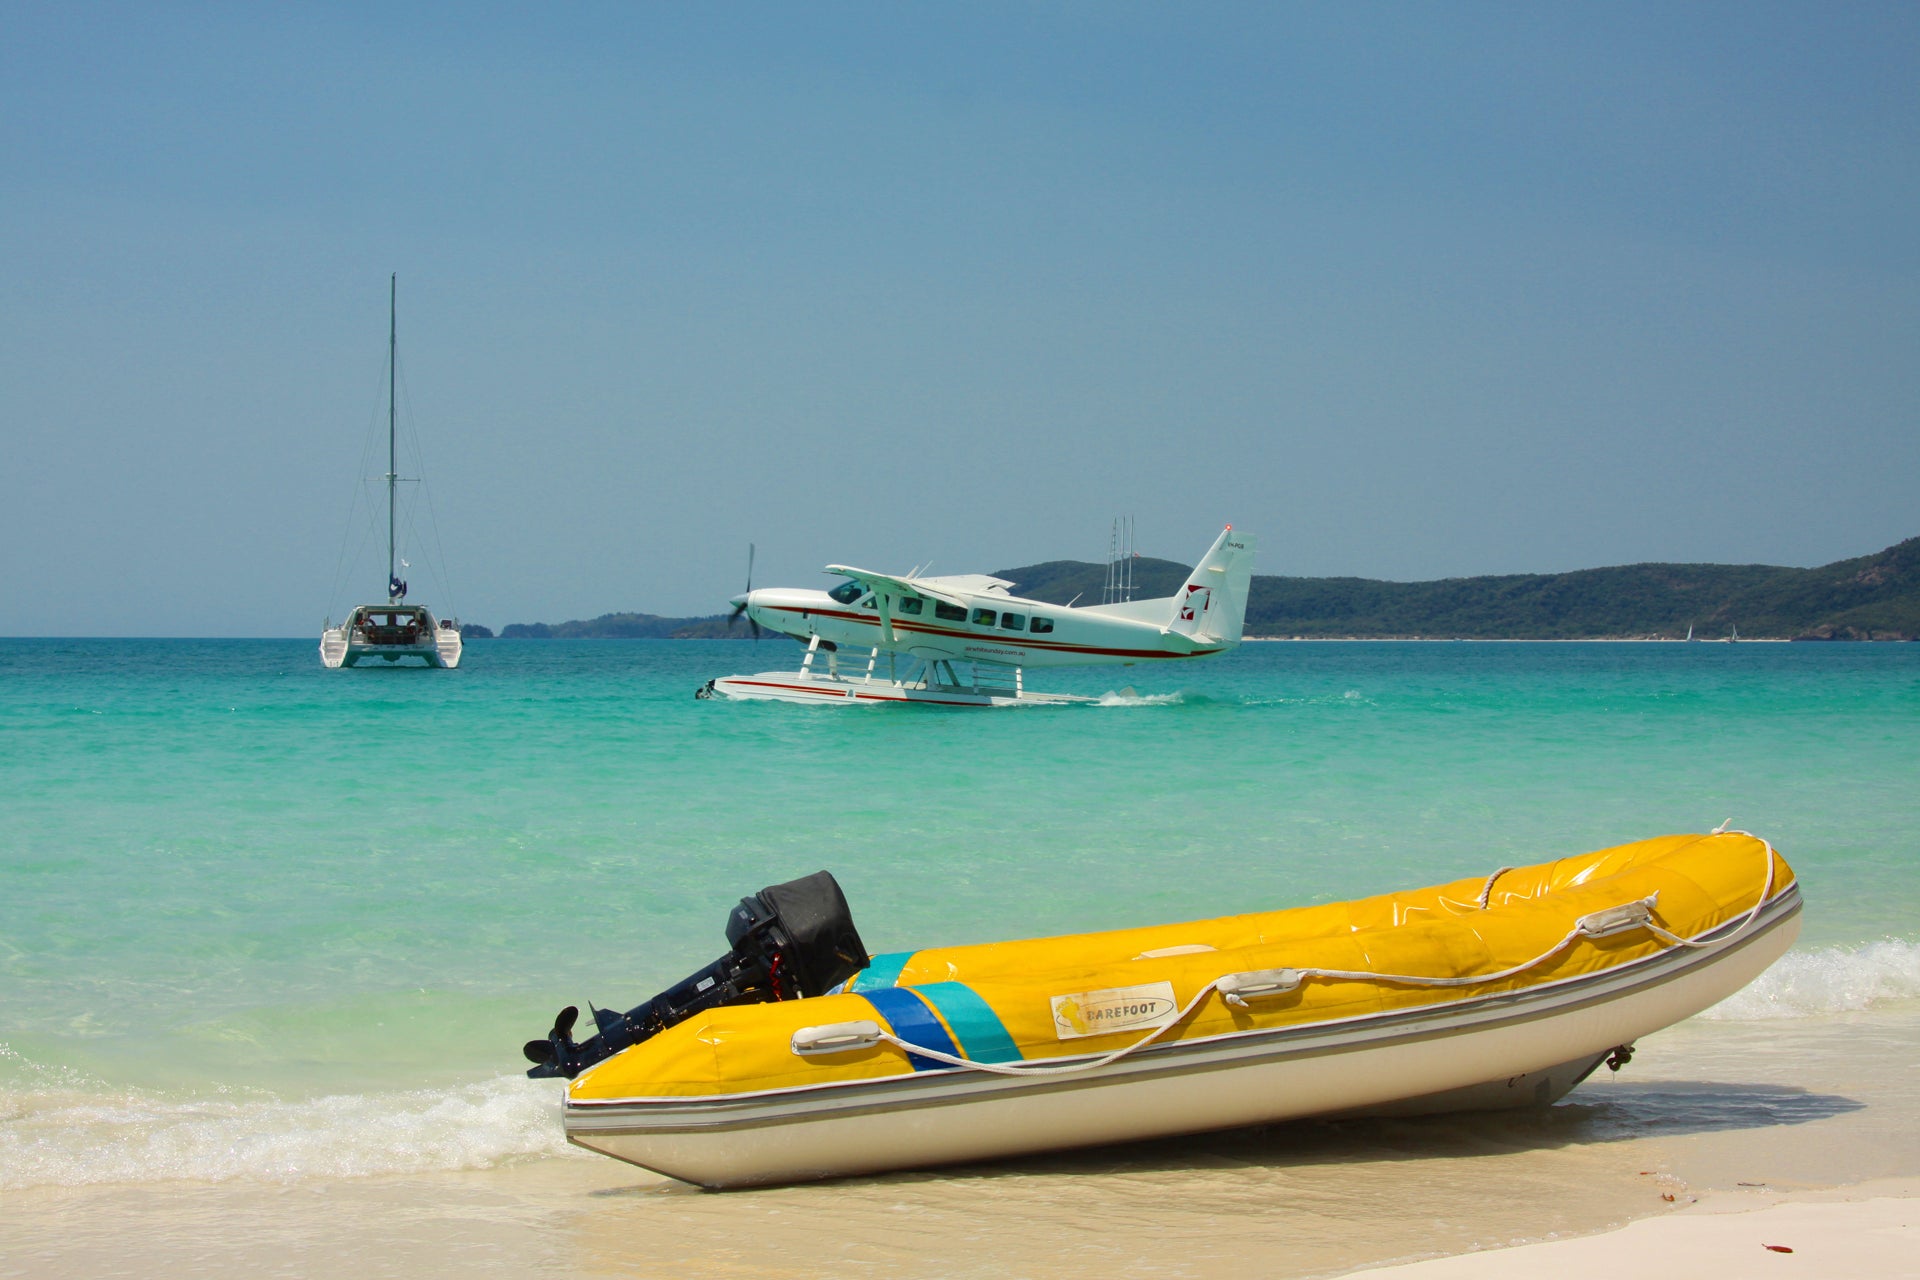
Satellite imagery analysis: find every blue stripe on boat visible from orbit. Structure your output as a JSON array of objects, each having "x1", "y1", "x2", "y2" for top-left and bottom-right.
[
  {"x1": 912, "y1": 982, "x2": 1024, "y2": 1063},
  {"x1": 848, "y1": 951, "x2": 914, "y2": 992},
  {"x1": 860, "y1": 987, "x2": 958, "y2": 1072}
]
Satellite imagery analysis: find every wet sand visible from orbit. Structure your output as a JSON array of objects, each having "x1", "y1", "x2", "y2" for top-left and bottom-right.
[{"x1": 3, "y1": 1009, "x2": 1916, "y2": 1280}]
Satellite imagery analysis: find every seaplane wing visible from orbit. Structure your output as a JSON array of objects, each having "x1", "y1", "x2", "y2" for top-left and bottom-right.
[{"x1": 821, "y1": 565, "x2": 968, "y2": 608}]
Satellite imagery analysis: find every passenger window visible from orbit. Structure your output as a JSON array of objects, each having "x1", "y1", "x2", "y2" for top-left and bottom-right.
[
  {"x1": 972, "y1": 607, "x2": 997, "y2": 627},
  {"x1": 898, "y1": 597, "x2": 923, "y2": 615},
  {"x1": 1029, "y1": 616, "x2": 1055, "y2": 634},
  {"x1": 935, "y1": 601, "x2": 966, "y2": 622},
  {"x1": 1000, "y1": 613, "x2": 1025, "y2": 631}
]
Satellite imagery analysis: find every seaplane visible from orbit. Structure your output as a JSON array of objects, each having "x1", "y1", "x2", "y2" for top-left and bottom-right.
[{"x1": 697, "y1": 526, "x2": 1254, "y2": 707}]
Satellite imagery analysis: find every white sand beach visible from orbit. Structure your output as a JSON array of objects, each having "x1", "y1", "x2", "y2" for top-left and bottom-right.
[{"x1": 1348, "y1": 1181, "x2": 1920, "y2": 1279}]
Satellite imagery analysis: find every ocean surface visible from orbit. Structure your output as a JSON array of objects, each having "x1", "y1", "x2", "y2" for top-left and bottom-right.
[{"x1": 3, "y1": 637, "x2": 1917, "y2": 1195}]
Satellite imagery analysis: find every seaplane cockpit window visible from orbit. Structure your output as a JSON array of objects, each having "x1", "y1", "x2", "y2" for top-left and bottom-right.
[
  {"x1": 828, "y1": 580, "x2": 866, "y2": 605},
  {"x1": 1000, "y1": 613, "x2": 1026, "y2": 631},
  {"x1": 1030, "y1": 616, "x2": 1055, "y2": 634},
  {"x1": 898, "y1": 597, "x2": 924, "y2": 615},
  {"x1": 971, "y1": 607, "x2": 997, "y2": 627},
  {"x1": 935, "y1": 601, "x2": 967, "y2": 622}
]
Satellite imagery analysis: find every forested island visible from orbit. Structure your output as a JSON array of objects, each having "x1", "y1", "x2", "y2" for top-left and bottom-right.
[{"x1": 489, "y1": 535, "x2": 1919, "y2": 642}]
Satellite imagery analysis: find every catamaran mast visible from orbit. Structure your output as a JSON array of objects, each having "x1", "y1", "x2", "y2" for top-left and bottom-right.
[{"x1": 387, "y1": 273, "x2": 397, "y2": 600}]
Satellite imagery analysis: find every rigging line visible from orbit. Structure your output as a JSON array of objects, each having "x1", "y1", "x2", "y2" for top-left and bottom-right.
[
  {"x1": 328, "y1": 339, "x2": 401, "y2": 613},
  {"x1": 398, "y1": 485, "x2": 431, "y2": 589},
  {"x1": 327, "y1": 445, "x2": 386, "y2": 616},
  {"x1": 395, "y1": 478, "x2": 453, "y2": 614},
  {"x1": 417, "y1": 475, "x2": 457, "y2": 614},
  {"x1": 395, "y1": 350, "x2": 423, "y2": 480},
  {"x1": 330, "y1": 508, "x2": 381, "y2": 619},
  {"x1": 335, "y1": 471, "x2": 391, "y2": 611},
  {"x1": 325, "y1": 511, "x2": 358, "y2": 619},
  {"x1": 393, "y1": 341, "x2": 459, "y2": 612}
]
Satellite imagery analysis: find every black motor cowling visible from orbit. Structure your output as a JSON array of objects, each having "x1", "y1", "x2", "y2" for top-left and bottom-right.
[{"x1": 522, "y1": 870, "x2": 869, "y2": 1080}]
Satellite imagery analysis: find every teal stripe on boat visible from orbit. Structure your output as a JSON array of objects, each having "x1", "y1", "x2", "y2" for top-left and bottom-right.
[
  {"x1": 848, "y1": 951, "x2": 914, "y2": 992},
  {"x1": 912, "y1": 981, "x2": 1024, "y2": 1063}
]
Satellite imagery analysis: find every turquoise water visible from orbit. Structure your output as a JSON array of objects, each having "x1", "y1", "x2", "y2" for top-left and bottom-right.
[{"x1": 3, "y1": 638, "x2": 1917, "y2": 1186}]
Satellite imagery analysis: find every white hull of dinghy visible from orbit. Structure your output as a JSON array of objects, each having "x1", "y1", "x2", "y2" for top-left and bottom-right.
[{"x1": 563, "y1": 887, "x2": 1799, "y2": 1187}]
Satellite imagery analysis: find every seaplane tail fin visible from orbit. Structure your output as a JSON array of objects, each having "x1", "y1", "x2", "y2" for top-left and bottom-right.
[{"x1": 1167, "y1": 527, "x2": 1255, "y2": 646}]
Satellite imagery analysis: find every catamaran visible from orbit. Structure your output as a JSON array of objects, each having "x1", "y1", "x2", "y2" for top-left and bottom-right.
[{"x1": 320, "y1": 277, "x2": 462, "y2": 669}]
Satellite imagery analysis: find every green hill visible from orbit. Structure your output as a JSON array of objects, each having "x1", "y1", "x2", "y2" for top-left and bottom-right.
[
  {"x1": 495, "y1": 536, "x2": 1920, "y2": 641},
  {"x1": 498, "y1": 611, "x2": 730, "y2": 639},
  {"x1": 995, "y1": 537, "x2": 1920, "y2": 640}
]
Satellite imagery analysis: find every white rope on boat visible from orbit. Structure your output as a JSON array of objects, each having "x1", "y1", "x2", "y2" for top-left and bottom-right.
[
  {"x1": 1642, "y1": 828, "x2": 1780, "y2": 950},
  {"x1": 1475, "y1": 866, "x2": 1515, "y2": 910},
  {"x1": 843, "y1": 830, "x2": 1786, "y2": 1080}
]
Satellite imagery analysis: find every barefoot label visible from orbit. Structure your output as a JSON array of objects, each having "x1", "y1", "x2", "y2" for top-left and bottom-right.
[{"x1": 1050, "y1": 981, "x2": 1179, "y2": 1039}]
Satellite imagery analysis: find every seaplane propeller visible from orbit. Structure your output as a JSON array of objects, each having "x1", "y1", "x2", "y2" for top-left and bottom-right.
[{"x1": 727, "y1": 543, "x2": 761, "y2": 640}]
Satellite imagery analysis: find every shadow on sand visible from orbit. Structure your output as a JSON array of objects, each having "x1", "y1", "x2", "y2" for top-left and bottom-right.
[{"x1": 594, "y1": 1078, "x2": 1862, "y2": 1197}]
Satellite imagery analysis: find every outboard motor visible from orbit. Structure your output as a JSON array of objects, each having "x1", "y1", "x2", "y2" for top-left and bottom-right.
[{"x1": 523, "y1": 870, "x2": 869, "y2": 1080}]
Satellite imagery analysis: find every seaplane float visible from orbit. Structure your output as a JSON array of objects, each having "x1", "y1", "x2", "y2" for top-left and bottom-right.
[
  {"x1": 696, "y1": 526, "x2": 1254, "y2": 706},
  {"x1": 523, "y1": 828, "x2": 1800, "y2": 1188}
]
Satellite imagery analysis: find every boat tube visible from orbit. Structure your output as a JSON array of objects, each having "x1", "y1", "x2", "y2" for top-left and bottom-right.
[{"x1": 526, "y1": 831, "x2": 1800, "y2": 1188}]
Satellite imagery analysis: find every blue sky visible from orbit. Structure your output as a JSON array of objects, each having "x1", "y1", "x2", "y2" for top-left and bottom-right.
[{"x1": 3, "y1": 3, "x2": 1915, "y2": 635}]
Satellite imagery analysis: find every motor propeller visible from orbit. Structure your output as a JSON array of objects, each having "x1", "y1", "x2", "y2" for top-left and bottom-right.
[
  {"x1": 524, "y1": 1004, "x2": 582, "y2": 1072},
  {"x1": 727, "y1": 543, "x2": 761, "y2": 640}
]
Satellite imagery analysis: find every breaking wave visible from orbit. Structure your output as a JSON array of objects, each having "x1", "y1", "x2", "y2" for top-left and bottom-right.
[
  {"x1": 0, "y1": 1065, "x2": 572, "y2": 1189},
  {"x1": 1701, "y1": 938, "x2": 1920, "y2": 1021}
]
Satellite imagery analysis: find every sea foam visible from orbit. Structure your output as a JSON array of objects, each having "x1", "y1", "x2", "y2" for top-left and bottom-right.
[
  {"x1": 0, "y1": 1071, "x2": 573, "y2": 1190},
  {"x1": 1701, "y1": 938, "x2": 1920, "y2": 1021},
  {"x1": 1095, "y1": 689, "x2": 1188, "y2": 707}
]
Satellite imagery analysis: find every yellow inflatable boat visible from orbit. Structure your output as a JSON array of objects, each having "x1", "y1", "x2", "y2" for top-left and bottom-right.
[{"x1": 524, "y1": 830, "x2": 1799, "y2": 1187}]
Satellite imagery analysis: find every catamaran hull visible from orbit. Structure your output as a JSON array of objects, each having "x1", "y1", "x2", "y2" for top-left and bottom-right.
[
  {"x1": 563, "y1": 889, "x2": 1797, "y2": 1188},
  {"x1": 342, "y1": 645, "x2": 454, "y2": 668},
  {"x1": 320, "y1": 617, "x2": 462, "y2": 671},
  {"x1": 320, "y1": 627, "x2": 462, "y2": 669},
  {"x1": 700, "y1": 672, "x2": 1091, "y2": 707}
]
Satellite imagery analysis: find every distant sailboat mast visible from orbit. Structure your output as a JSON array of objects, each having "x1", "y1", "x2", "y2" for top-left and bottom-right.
[
  {"x1": 387, "y1": 273, "x2": 400, "y2": 603},
  {"x1": 1104, "y1": 517, "x2": 1136, "y2": 604},
  {"x1": 319, "y1": 273, "x2": 460, "y2": 669}
]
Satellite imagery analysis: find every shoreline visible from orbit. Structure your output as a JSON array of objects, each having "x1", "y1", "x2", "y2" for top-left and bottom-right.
[{"x1": 5, "y1": 1007, "x2": 1917, "y2": 1279}]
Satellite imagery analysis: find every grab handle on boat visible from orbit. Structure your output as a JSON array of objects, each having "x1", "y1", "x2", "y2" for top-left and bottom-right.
[
  {"x1": 1216, "y1": 968, "x2": 1304, "y2": 1008},
  {"x1": 792, "y1": 1020, "x2": 886, "y2": 1055},
  {"x1": 1576, "y1": 894, "x2": 1660, "y2": 939}
]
